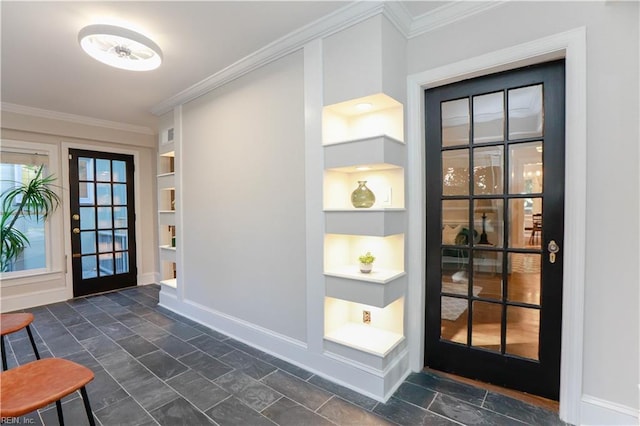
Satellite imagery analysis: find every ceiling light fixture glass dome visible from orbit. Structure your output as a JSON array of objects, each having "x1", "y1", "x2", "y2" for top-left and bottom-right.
[{"x1": 78, "y1": 24, "x2": 162, "y2": 71}]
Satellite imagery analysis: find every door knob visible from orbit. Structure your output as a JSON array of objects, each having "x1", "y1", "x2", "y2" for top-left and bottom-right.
[
  {"x1": 548, "y1": 240, "x2": 559, "y2": 263},
  {"x1": 73, "y1": 228, "x2": 80, "y2": 234}
]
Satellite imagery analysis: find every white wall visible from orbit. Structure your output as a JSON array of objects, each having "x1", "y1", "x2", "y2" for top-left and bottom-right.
[
  {"x1": 181, "y1": 50, "x2": 307, "y2": 342},
  {"x1": 407, "y1": 0, "x2": 639, "y2": 415},
  {"x1": 1, "y1": 111, "x2": 157, "y2": 311}
]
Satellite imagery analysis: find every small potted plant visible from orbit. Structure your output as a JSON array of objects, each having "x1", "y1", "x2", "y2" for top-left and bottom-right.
[{"x1": 358, "y1": 251, "x2": 375, "y2": 274}]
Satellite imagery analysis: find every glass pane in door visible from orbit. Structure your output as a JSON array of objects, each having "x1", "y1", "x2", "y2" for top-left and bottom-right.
[{"x1": 508, "y1": 85, "x2": 543, "y2": 140}]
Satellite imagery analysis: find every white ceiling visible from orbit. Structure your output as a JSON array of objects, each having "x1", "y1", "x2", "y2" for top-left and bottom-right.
[{"x1": 0, "y1": 1, "x2": 449, "y2": 132}]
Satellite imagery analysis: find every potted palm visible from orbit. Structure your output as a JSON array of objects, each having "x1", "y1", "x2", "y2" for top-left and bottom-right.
[
  {"x1": 1, "y1": 165, "x2": 60, "y2": 272},
  {"x1": 358, "y1": 251, "x2": 375, "y2": 274}
]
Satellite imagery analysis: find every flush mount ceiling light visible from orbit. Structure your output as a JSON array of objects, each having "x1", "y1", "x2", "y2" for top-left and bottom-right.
[{"x1": 78, "y1": 24, "x2": 162, "y2": 71}]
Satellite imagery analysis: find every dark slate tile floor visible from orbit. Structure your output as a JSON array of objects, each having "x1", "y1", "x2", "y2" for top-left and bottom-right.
[{"x1": 3, "y1": 285, "x2": 566, "y2": 425}]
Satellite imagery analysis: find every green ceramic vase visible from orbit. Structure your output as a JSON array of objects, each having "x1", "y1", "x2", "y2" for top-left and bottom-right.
[{"x1": 351, "y1": 181, "x2": 375, "y2": 208}]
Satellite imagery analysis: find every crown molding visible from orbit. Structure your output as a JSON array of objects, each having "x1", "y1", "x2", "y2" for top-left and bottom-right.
[
  {"x1": 151, "y1": 1, "x2": 509, "y2": 116},
  {"x1": 151, "y1": 1, "x2": 386, "y2": 116},
  {"x1": 1, "y1": 102, "x2": 155, "y2": 135},
  {"x1": 407, "y1": 1, "x2": 507, "y2": 38},
  {"x1": 382, "y1": 1, "x2": 413, "y2": 38}
]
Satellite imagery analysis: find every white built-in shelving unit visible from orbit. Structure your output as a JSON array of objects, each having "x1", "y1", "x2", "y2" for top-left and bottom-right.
[
  {"x1": 322, "y1": 93, "x2": 407, "y2": 364},
  {"x1": 157, "y1": 122, "x2": 177, "y2": 290}
]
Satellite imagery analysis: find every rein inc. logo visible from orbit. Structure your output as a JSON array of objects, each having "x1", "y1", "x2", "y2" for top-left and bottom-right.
[{"x1": 1, "y1": 417, "x2": 35, "y2": 424}]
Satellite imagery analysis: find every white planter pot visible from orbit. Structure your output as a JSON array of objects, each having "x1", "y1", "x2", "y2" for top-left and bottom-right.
[{"x1": 360, "y1": 263, "x2": 373, "y2": 274}]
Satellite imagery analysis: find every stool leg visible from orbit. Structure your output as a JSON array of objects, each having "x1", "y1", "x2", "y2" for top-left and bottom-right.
[
  {"x1": 56, "y1": 400, "x2": 65, "y2": 426},
  {"x1": 1, "y1": 335, "x2": 7, "y2": 371},
  {"x1": 25, "y1": 325, "x2": 40, "y2": 360},
  {"x1": 80, "y1": 386, "x2": 96, "y2": 426}
]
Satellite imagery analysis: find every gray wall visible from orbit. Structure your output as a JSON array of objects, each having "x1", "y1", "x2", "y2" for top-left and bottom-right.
[
  {"x1": 181, "y1": 50, "x2": 307, "y2": 342},
  {"x1": 407, "y1": 1, "x2": 639, "y2": 411}
]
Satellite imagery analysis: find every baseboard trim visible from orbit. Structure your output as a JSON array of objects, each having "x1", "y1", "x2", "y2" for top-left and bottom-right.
[
  {"x1": 137, "y1": 272, "x2": 157, "y2": 286},
  {"x1": 581, "y1": 394, "x2": 639, "y2": 425},
  {"x1": 158, "y1": 294, "x2": 408, "y2": 402},
  {"x1": 0, "y1": 287, "x2": 68, "y2": 313}
]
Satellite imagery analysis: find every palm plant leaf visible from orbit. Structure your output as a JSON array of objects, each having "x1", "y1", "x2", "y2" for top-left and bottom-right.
[
  {"x1": 0, "y1": 210, "x2": 29, "y2": 271},
  {"x1": 1, "y1": 165, "x2": 60, "y2": 271}
]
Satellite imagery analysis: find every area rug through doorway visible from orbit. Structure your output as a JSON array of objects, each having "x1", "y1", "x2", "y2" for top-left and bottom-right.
[{"x1": 441, "y1": 282, "x2": 482, "y2": 321}]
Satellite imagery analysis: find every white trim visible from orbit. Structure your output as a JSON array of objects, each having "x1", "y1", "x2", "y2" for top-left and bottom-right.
[
  {"x1": 580, "y1": 394, "x2": 639, "y2": 426},
  {"x1": 138, "y1": 272, "x2": 157, "y2": 286},
  {"x1": 158, "y1": 293, "x2": 408, "y2": 402},
  {"x1": 1, "y1": 102, "x2": 154, "y2": 136},
  {"x1": 0, "y1": 285, "x2": 68, "y2": 313},
  {"x1": 406, "y1": 27, "x2": 587, "y2": 425},
  {"x1": 61, "y1": 142, "x2": 144, "y2": 300},
  {"x1": 151, "y1": 1, "x2": 385, "y2": 116},
  {"x1": 407, "y1": 1, "x2": 507, "y2": 39}
]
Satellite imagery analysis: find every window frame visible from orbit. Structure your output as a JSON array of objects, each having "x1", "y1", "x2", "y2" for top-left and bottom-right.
[{"x1": 0, "y1": 140, "x2": 63, "y2": 283}]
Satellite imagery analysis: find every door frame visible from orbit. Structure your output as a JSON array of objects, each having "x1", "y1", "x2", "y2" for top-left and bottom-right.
[
  {"x1": 406, "y1": 27, "x2": 586, "y2": 424},
  {"x1": 61, "y1": 142, "x2": 144, "y2": 300}
]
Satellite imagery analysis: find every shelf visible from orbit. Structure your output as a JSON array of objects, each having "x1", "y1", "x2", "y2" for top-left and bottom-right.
[
  {"x1": 158, "y1": 210, "x2": 175, "y2": 226},
  {"x1": 325, "y1": 268, "x2": 405, "y2": 308},
  {"x1": 160, "y1": 278, "x2": 177, "y2": 288},
  {"x1": 157, "y1": 173, "x2": 175, "y2": 190},
  {"x1": 159, "y1": 245, "x2": 176, "y2": 262},
  {"x1": 325, "y1": 323, "x2": 404, "y2": 357},
  {"x1": 324, "y1": 135, "x2": 405, "y2": 170},
  {"x1": 325, "y1": 209, "x2": 405, "y2": 236}
]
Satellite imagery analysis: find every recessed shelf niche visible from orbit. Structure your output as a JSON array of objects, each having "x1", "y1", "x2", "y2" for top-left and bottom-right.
[
  {"x1": 322, "y1": 93, "x2": 404, "y2": 145},
  {"x1": 324, "y1": 297, "x2": 405, "y2": 369}
]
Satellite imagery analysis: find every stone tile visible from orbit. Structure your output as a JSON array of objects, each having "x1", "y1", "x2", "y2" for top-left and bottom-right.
[
  {"x1": 96, "y1": 321, "x2": 135, "y2": 340},
  {"x1": 82, "y1": 311, "x2": 117, "y2": 326},
  {"x1": 125, "y1": 374, "x2": 180, "y2": 411},
  {"x1": 7, "y1": 336, "x2": 42, "y2": 364},
  {"x1": 261, "y1": 370, "x2": 332, "y2": 411},
  {"x1": 151, "y1": 333, "x2": 198, "y2": 358},
  {"x1": 167, "y1": 370, "x2": 230, "y2": 411},
  {"x1": 116, "y1": 334, "x2": 159, "y2": 358},
  {"x1": 188, "y1": 334, "x2": 234, "y2": 358},
  {"x1": 111, "y1": 311, "x2": 149, "y2": 328},
  {"x1": 407, "y1": 371, "x2": 487, "y2": 406},
  {"x1": 483, "y1": 392, "x2": 564, "y2": 425},
  {"x1": 178, "y1": 350, "x2": 233, "y2": 381},
  {"x1": 43, "y1": 331, "x2": 84, "y2": 357},
  {"x1": 260, "y1": 354, "x2": 313, "y2": 380},
  {"x1": 40, "y1": 394, "x2": 98, "y2": 426},
  {"x1": 394, "y1": 381, "x2": 437, "y2": 409},
  {"x1": 192, "y1": 323, "x2": 229, "y2": 341},
  {"x1": 214, "y1": 370, "x2": 282, "y2": 411},
  {"x1": 262, "y1": 396, "x2": 333, "y2": 426},
  {"x1": 138, "y1": 349, "x2": 188, "y2": 380},
  {"x1": 429, "y1": 393, "x2": 525, "y2": 425},
  {"x1": 373, "y1": 397, "x2": 458, "y2": 425},
  {"x1": 162, "y1": 321, "x2": 203, "y2": 341},
  {"x1": 31, "y1": 320, "x2": 68, "y2": 340},
  {"x1": 206, "y1": 396, "x2": 276, "y2": 426},
  {"x1": 85, "y1": 368, "x2": 129, "y2": 411},
  {"x1": 308, "y1": 375, "x2": 379, "y2": 411},
  {"x1": 318, "y1": 396, "x2": 395, "y2": 426},
  {"x1": 130, "y1": 321, "x2": 170, "y2": 340},
  {"x1": 67, "y1": 322, "x2": 103, "y2": 341},
  {"x1": 81, "y1": 334, "x2": 122, "y2": 359},
  {"x1": 63, "y1": 349, "x2": 102, "y2": 371},
  {"x1": 97, "y1": 304, "x2": 130, "y2": 316},
  {"x1": 140, "y1": 311, "x2": 177, "y2": 327},
  {"x1": 94, "y1": 396, "x2": 156, "y2": 426},
  {"x1": 98, "y1": 349, "x2": 155, "y2": 388},
  {"x1": 151, "y1": 397, "x2": 216, "y2": 425},
  {"x1": 219, "y1": 350, "x2": 276, "y2": 380}
]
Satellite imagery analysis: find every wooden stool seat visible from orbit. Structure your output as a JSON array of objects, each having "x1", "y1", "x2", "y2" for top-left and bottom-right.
[
  {"x1": 1, "y1": 313, "x2": 35, "y2": 336},
  {"x1": 1, "y1": 313, "x2": 40, "y2": 371},
  {"x1": 0, "y1": 358, "x2": 95, "y2": 425}
]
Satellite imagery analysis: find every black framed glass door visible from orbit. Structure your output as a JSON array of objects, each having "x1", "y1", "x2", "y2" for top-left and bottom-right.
[
  {"x1": 69, "y1": 149, "x2": 137, "y2": 297},
  {"x1": 425, "y1": 60, "x2": 565, "y2": 399}
]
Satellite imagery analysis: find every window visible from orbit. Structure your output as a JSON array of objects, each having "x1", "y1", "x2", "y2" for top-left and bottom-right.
[{"x1": 1, "y1": 142, "x2": 59, "y2": 275}]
